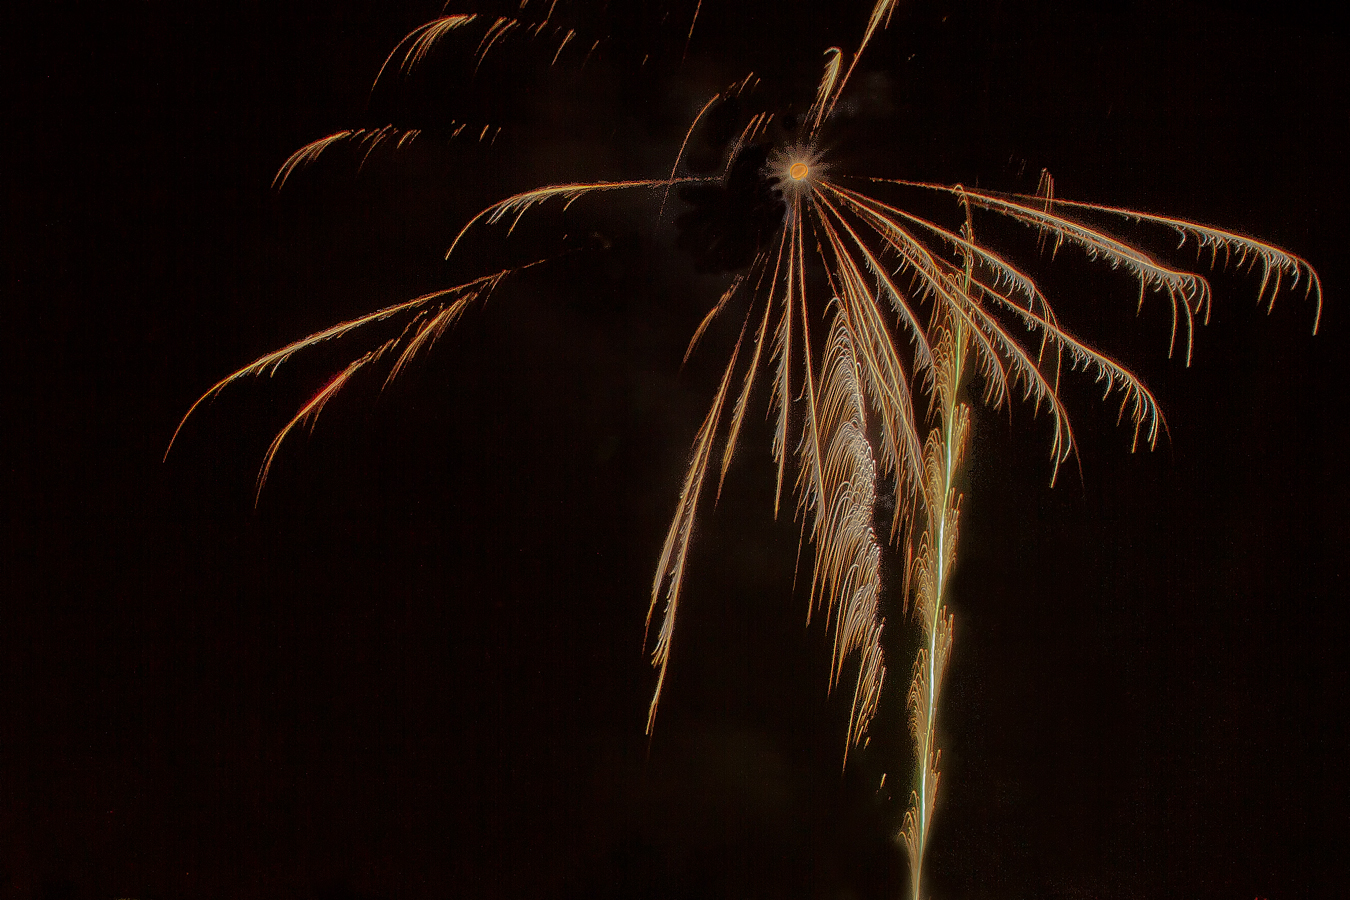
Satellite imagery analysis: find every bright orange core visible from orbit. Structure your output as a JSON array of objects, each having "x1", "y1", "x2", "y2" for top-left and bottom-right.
[{"x1": 789, "y1": 162, "x2": 809, "y2": 180}]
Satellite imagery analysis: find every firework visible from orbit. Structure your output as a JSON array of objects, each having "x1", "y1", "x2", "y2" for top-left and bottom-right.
[
  {"x1": 170, "y1": 4, "x2": 1321, "y2": 899},
  {"x1": 420, "y1": 9, "x2": 1320, "y2": 898}
]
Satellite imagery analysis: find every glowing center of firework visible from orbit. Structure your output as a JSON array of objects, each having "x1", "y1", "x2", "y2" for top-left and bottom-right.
[{"x1": 789, "y1": 162, "x2": 810, "y2": 180}]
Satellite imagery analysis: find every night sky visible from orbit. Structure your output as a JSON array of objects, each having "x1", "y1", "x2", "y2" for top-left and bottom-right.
[{"x1": 4, "y1": 2, "x2": 1346, "y2": 899}]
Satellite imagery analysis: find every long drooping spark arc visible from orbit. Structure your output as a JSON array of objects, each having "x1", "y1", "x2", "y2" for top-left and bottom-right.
[
  {"x1": 166, "y1": 262, "x2": 560, "y2": 490},
  {"x1": 717, "y1": 234, "x2": 788, "y2": 498},
  {"x1": 992, "y1": 191, "x2": 1324, "y2": 330},
  {"x1": 445, "y1": 179, "x2": 710, "y2": 259},
  {"x1": 167, "y1": 269, "x2": 514, "y2": 459},
  {"x1": 645, "y1": 323, "x2": 747, "y2": 733}
]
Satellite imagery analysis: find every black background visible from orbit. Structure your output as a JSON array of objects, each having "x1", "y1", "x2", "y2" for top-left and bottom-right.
[{"x1": 4, "y1": 2, "x2": 1345, "y2": 899}]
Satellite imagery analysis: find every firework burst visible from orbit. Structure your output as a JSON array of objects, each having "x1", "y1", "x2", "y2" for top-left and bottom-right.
[{"x1": 170, "y1": 4, "x2": 1321, "y2": 899}]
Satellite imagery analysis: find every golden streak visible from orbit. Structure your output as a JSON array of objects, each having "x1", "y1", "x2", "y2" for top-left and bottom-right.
[
  {"x1": 166, "y1": 265, "x2": 534, "y2": 469},
  {"x1": 272, "y1": 131, "x2": 353, "y2": 189},
  {"x1": 371, "y1": 15, "x2": 476, "y2": 90},
  {"x1": 445, "y1": 179, "x2": 696, "y2": 259}
]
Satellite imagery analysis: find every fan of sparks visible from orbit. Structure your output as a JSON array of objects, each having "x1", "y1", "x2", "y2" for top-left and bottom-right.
[{"x1": 169, "y1": 1, "x2": 1321, "y2": 763}]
